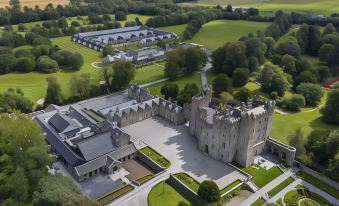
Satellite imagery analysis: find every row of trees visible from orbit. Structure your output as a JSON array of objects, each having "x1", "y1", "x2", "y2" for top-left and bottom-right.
[
  {"x1": 164, "y1": 47, "x2": 207, "y2": 80},
  {"x1": 160, "y1": 83, "x2": 200, "y2": 106}
]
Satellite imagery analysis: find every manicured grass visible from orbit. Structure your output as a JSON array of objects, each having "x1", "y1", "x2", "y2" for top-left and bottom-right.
[
  {"x1": 284, "y1": 188, "x2": 332, "y2": 206},
  {"x1": 179, "y1": 0, "x2": 339, "y2": 15},
  {"x1": 135, "y1": 174, "x2": 155, "y2": 184},
  {"x1": 140, "y1": 146, "x2": 171, "y2": 168},
  {"x1": 148, "y1": 182, "x2": 191, "y2": 206},
  {"x1": 132, "y1": 63, "x2": 165, "y2": 84},
  {"x1": 146, "y1": 69, "x2": 217, "y2": 97},
  {"x1": 267, "y1": 177, "x2": 294, "y2": 197},
  {"x1": 159, "y1": 24, "x2": 187, "y2": 39},
  {"x1": 97, "y1": 184, "x2": 134, "y2": 206},
  {"x1": 187, "y1": 20, "x2": 269, "y2": 50},
  {"x1": 220, "y1": 179, "x2": 242, "y2": 195},
  {"x1": 276, "y1": 198, "x2": 283, "y2": 206},
  {"x1": 243, "y1": 164, "x2": 283, "y2": 188},
  {"x1": 251, "y1": 197, "x2": 266, "y2": 206},
  {"x1": 297, "y1": 171, "x2": 339, "y2": 200},
  {"x1": 173, "y1": 173, "x2": 200, "y2": 192}
]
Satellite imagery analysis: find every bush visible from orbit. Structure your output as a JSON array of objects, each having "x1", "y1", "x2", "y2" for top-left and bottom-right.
[
  {"x1": 281, "y1": 94, "x2": 305, "y2": 111},
  {"x1": 296, "y1": 83, "x2": 324, "y2": 106},
  {"x1": 36, "y1": 56, "x2": 59, "y2": 73},
  {"x1": 232, "y1": 68, "x2": 250, "y2": 87},
  {"x1": 197, "y1": 180, "x2": 220, "y2": 203},
  {"x1": 115, "y1": 11, "x2": 127, "y2": 21},
  {"x1": 15, "y1": 57, "x2": 35, "y2": 72}
]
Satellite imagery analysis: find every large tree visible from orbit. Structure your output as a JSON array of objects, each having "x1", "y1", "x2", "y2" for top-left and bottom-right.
[
  {"x1": 111, "y1": 60, "x2": 135, "y2": 91},
  {"x1": 232, "y1": 68, "x2": 250, "y2": 87},
  {"x1": 258, "y1": 63, "x2": 289, "y2": 96},
  {"x1": 161, "y1": 83, "x2": 179, "y2": 100},
  {"x1": 33, "y1": 174, "x2": 96, "y2": 206},
  {"x1": 212, "y1": 74, "x2": 232, "y2": 96},
  {"x1": 44, "y1": 76, "x2": 63, "y2": 107},
  {"x1": 69, "y1": 74, "x2": 91, "y2": 100},
  {"x1": 296, "y1": 83, "x2": 324, "y2": 106},
  {"x1": 321, "y1": 89, "x2": 339, "y2": 125},
  {"x1": 197, "y1": 180, "x2": 220, "y2": 203},
  {"x1": 0, "y1": 114, "x2": 52, "y2": 204},
  {"x1": 0, "y1": 88, "x2": 33, "y2": 113}
]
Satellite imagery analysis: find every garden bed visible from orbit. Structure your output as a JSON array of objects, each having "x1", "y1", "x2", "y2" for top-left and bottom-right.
[
  {"x1": 97, "y1": 184, "x2": 134, "y2": 206},
  {"x1": 173, "y1": 172, "x2": 200, "y2": 192},
  {"x1": 135, "y1": 174, "x2": 155, "y2": 185},
  {"x1": 220, "y1": 179, "x2": 242, "y2": 195},
  {"x1": 140, "y1": 146, "x2": 171, "y2": 168}
]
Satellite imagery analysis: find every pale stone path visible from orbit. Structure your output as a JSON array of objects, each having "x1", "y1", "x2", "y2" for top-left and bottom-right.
[{"x1": 239, "y1": 169, "x2": 294, "y2": 206}]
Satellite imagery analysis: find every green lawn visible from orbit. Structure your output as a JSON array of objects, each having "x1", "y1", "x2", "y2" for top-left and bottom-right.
[
  {"x1": 146, "y1": 70, "x2": 217, "y2": 97},
  {"x1": 179, "y1": 0, "x2": 339, "y2": 15},
  {"x1": 243, "y1": 164, "x2": 283, "y2": 188},
  {"x1": 140, "y1": 146, "x2": 171, "y2": 168},
  {"x1": 148, "y1": 182, "x2": 191, "y2": 206},
  {"x1": 220, "y1": 179, "x2": 242, "y2": 195},
  {"x1": 297, "y1": 171, "x2": 339, "y2": 200},
  {"x1": 251, "y1": 197, "x2": 266, "y2": 206},
  {"x1": 187, "y1": 20, "x2": 269, "y2": 50},
  {"x1": 267, "y1": 177, "x2": 294, "y2": 197},
  {"x1": 173, "y1": 173, "x2": 200, "y2": 192},
  {"x1": 132, "y1": 64, "x2": 165, "y2": 84},
  {"x1": 159, "y1": 24, "x2": 187, "y2": 40}
]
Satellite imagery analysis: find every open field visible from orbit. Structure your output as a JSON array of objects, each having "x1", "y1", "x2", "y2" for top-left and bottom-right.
[
  {"x1": 159, "y1": 24, "x2": 187, "y2": 39},
  {"x1": 179, "y1": 0, "x2": 339, "y2": 16},
  {"x1": 187, "y1": 20, "x2": 270, "y2": 50},
  {"x1": 0, "y1": 0, "x2": 69, "y2": 8}
]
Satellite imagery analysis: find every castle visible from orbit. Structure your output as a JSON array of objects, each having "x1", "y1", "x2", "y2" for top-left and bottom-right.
[{"x1": 34, "y1": 84, "x2": 295, "y2": 182}]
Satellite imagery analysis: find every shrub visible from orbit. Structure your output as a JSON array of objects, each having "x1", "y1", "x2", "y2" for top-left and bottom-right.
[{"x1": 197, "y1": 180, "x2": 220, "y2": 203}]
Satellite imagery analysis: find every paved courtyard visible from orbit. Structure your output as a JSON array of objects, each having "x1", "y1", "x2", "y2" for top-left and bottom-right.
[
  {"x1": 122, "y1": 159, "x2": 154, "y2": 180},
  {"x1": 123, "y1": 116, "x2": 247, "y2": 188}
]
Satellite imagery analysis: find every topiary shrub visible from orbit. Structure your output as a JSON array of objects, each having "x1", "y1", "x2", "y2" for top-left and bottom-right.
[{"x1": 197, "y1": 180, "x2": 220, "y2": 203}]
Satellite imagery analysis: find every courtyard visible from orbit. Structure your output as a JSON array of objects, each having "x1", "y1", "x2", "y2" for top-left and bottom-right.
[{"x1": 123, "y1": 116, "x2": 247, "y2": 189}]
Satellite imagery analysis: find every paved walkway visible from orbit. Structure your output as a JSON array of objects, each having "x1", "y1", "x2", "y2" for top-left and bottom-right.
[
  {"x1": 201, "y1": 61, "x2": 212, "y2": 88},
  {"x1": 239, "y1": 169, "x2": 294, "y2": 206}
]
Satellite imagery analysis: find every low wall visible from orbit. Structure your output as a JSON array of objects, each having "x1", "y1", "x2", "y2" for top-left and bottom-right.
[
  {"x1": 265, "y1": 138, "x2": 296, "y2": 166},
  {"x1": 136, "y1": 150, "x2": 164, "y2": 174},
  {"x1": 300, "y1": 164, "x2": 339, "y2": 190},
  {"x1": 166, "y1": 174, "x2": 206, "y2": 206}
]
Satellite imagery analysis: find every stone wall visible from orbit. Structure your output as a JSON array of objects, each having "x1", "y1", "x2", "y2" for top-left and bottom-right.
[
  {"x1": 136, "y1": 150, "x2": 164, "y2": 174},
  {"x1": 265, "y1": 138, "x2": 296, "y2": 166},
  {"x1": 166, "y1": 174, "x2": 206, "y2": 206},
  {"x1": 299, "y1": 164, "x2": 339, "y2": 190}
]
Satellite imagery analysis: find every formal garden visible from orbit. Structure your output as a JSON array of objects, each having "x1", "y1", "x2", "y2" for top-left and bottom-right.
[{"x1": 283, "y1": 188, "x2": 331, "y2": 206}]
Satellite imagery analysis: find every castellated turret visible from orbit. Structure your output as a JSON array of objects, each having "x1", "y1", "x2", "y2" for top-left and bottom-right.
[{"x1": 189, "y1": 92, "x2": 276, "y2": 167}]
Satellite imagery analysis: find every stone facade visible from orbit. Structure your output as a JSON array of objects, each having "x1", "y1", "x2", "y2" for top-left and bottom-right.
[
  {"x1": 104, "y1": 85, "x2": 185, "y2": 127},
  {"x1": 188, "y1": 86, "x2": 296, "y2": 167}
]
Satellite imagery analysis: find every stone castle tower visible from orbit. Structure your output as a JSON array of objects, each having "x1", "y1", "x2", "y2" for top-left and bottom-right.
[{"x1": 188, "y1": 86, "x2": 276, "y2": 167}]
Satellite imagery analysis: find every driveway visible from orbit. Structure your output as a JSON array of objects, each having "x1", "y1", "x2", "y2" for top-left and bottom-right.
[{"x1": 123, "y1": 116, "x2": 246, "y2": 188}]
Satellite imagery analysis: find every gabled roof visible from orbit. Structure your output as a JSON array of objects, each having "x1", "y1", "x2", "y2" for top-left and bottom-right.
[{"x1": 48, "y1": 112, "x2": 81, "y2": 133}]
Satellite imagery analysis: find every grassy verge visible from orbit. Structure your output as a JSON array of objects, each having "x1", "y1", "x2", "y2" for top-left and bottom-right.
[
  {"x1": 297, "y1": 171, "x2": 339, "y2": 199},
  {"x1": 173, "y1": 173, "x2": 200, "y2": 192},
  {"x1": 140, "y1": 146, "x2": 171, "y2": 168},
  {"x1": 267, "y1": 177, "x2": 294, "y2": 197},
  {"x1": 251, "y1": 197, "x2": 266, "y2": 206},
  {"x1": 243, "y1": 164, "x2": 283, "y2": 188},
  {"x1": 148, "y1": 182, "x2": 191, "y2": 206},
  {"x1": 220, "y1": 179, "x2": 242, "y2": 195},
  {"x1": 135, "y1": 174, "x2": 155, "y2": 185},
  {"x1": 97, "y1": 184, "x2": 134, "y2": 206}
]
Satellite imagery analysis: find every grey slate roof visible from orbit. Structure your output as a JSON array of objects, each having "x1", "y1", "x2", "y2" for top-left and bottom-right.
[{"x1": 48, "y1": 112, "x2": 81, "y2": 133}]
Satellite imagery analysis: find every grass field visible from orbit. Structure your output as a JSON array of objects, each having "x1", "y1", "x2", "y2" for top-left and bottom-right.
[
  {"x1": 0, "y1": 0, "x2": 69, "y2": 8},
  {"x1": 179, "y1": 0, "x2": 339, "y2": 16},
  {"x1": 267, "y1": 177, "x2": 294, "y2": 197},
  {"x1": 243, "y1": 164, "x2": 283, "y2": 188},
  {"x1": 0, "y1": 36, "x2": 166, "y2": 103},
  {"x1": 159, "y1": 24, "x2": 188, "y2": 40},
  {"x1": 187, "y1": 20, "x2": 269, "y2": 50},
  {"x1": 148, "y1": 182, "x2": 191, "y2": 206}
]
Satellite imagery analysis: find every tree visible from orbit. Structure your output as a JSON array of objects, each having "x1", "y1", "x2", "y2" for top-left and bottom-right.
[
  {"x1": 135, "y1": 17, "x2": 143, "y2": 26},
  {"x1": 219, "y1": 92, "x2": 233, "y2": 107},
  {"x1": 327, "y1": 153, "x2": 339, "y2": 181},
  {"x1": 161, "y1": 83, "x2": 179, "y2": 100},
  {"x1": 281, "y1": 54, "x2": 297, "y2": 75},
  {"x1": 0, "y1": 114, "x2": 52, "y2": 204},
  {"x1": 248, "y1": 56, "x2": 259, "y2": 72},
  {"x1": 296, "y1": 83, "x2": 324, "y2": 106},
  {"x1": 232, "y1": 68, "x2": 249, "y2": 87},
  {"x1": 321, "y1": 89, "x2": 339, "y2": 125},
  {"x1": 115, "y1": 11, "x2": 127, "y2": 21},
  {"x1": 281, "y1": 94, "x2": 305, "y2": 111},
  {"x1": 68, "y1": 53, "x2": 84, "y2": 70},
  {"x1": 226, "y1": 4, "x2": 232, "y2": 12},
  {"x1": 157, "y1": 39, "x2": 166, "y2": 49},
  {"x1": 318, "y1": 44, "x2": 335, "y2": 63},
  {"x1": 57, "y1": 17, "x2": 68, "y2": 28},
  {"x1": 288, "y1": 128, "x2": 306, "y2": 156},
  {"x1": 177, "y1": 83, "x2": 199, "y2": 106},
  {"x1": 212, "y1": 74, "x2": 232, "y2": 96},
  {"x1": 164, "y1": 48, "x2": 185, "y2": 80},
  {"x1": 258, "y1": 63, "x2": 289, "y2": 96},
  {"x1": 197, "y1": 180, "x2": 220, "y2": 203},
  {"x1": 36, "y1": 56, "x2": 59, "y2": 73},
  {"x1": 111, "y1": 60, "x2": 135, "y2": 91},
  {"x1": 322, "y1": 23, "x2": 337, "y2": 36},
  {"x1": 69, "y1": 74, "x2": 91, "y2": 100},
  {"x1": 278, "y1": 36, "x2": 301, "y2": 58},
  {"x1": 234, "y1": 88, "x2": 252, "y2": 102},
  {"x1": 44, "y1": 76, "x2": 63, "y2": 107},
  {"x1": 14, "y1": 47, "x2": 34, "y2": 58},
  {"x1": 102, "y1": 45, "x2": 115, "y2": 57},
  {"x1": 295, "y1": 70, "x2": 318, "y2": 85},
  {"x1": 224, "y1": 41, "x2": 248, "y2": 76},
  {"x1": 15, "y1": 57, "x2": 35, "y2": 72},
  {"x1": 33, "y1": 174, "x2": 96, "y2": 206},
  {"x1": 51, "y1": 50, "x2": 72, "y2": 66},
  {"x1": 0, "y1": 54, "x2": 17, "y2": 74},
  {"x1": 184, "y1": 47, "x2": 206, "y2": 75},
  {"x1": 0, "y1": 88, "x2": 33, "y2": 113}
]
